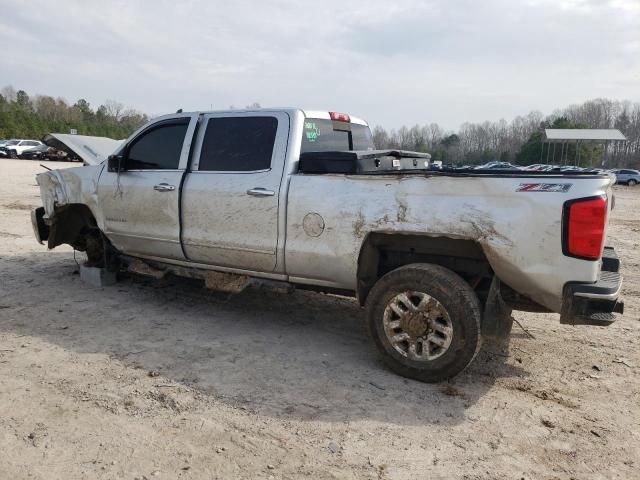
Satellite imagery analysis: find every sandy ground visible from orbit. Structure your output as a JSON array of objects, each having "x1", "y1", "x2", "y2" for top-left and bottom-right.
[{"x1": 0, "y1": 159, "x2": 638, "y2": 480}]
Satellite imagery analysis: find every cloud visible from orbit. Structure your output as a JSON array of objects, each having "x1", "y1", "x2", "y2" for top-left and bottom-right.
[{"x1": 0, "y1": 0, "x2": 637, "y2": 129}]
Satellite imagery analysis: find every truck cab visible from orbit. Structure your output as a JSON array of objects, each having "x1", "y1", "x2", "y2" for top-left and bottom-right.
[{"x1": 94, "y1": 109, "x2": 373, "y2": 271}]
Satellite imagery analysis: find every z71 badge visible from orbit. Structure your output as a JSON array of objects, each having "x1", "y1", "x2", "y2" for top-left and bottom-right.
[{"x1": 516, "y1": 183, "x2": 573, "y2": 192}]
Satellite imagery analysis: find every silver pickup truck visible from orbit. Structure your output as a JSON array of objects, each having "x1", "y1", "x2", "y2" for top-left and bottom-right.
[{"x1": 32, "y1": 108, "x2": 624, "y2": 382}]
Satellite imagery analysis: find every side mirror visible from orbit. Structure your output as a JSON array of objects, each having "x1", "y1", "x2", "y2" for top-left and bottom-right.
[{"x1": 107, "y1": 154, "x2": 126, "y2": 172}]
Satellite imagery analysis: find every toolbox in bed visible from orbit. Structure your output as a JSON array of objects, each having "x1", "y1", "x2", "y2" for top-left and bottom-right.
[{"x1": 298, "y1": 150, "x2": 432, "y2": 174}]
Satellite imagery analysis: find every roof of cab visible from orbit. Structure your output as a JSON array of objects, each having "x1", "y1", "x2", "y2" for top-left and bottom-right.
[
  {"x1": 301, "y1": 110, "x2": 368, "y2": 126},
  {"x1": 157, "y1": 108, "x2": 369, "y2": 126}
]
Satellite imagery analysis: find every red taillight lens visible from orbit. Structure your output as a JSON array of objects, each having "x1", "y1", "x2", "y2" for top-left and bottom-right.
[
  {"x1": 329, "y1": 111, "x2": 350, "y2": 122},
  {"x1": 565, "y1": 197, "x2": 607, "y2": 260}
]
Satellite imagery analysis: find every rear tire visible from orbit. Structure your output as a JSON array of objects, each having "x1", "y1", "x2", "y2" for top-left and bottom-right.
[
  {"x1": 365, "y1": 263, "x2": 481, "y2": 383},
  {"x1": 629, "y1": 179, "x2": 637, "y2": 186}
]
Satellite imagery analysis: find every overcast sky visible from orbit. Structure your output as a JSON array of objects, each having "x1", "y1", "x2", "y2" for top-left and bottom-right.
[{"x1": 1, "y1": 0, "x2": 638, "y2": 130}]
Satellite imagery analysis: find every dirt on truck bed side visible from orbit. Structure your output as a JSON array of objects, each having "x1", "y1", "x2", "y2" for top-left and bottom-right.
[{"x1": 0, "y1": 159, "x2": 639, "y2": 480}]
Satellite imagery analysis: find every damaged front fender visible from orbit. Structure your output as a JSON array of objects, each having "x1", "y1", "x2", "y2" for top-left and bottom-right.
[
  {"x1": 31, "y1": 206, "x2": 48, "y2": 244},
  {"x1": 34, "y1": 165, "x2": 105, "y2": 249}
]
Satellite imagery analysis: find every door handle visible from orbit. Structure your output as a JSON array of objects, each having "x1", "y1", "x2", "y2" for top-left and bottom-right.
[
  {"x1": 246, "y1": 187, "x2": 275, "y2": 197},
  {"x1": 153, "y1": 183, "x2": 176, "y2": 192}
]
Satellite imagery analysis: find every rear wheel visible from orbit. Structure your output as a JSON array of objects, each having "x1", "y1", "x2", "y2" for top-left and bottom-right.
[
  {"x1": 365, "y1": 263, "x2": 481, "y2": 383},
  {"x1": 629, "y1": 179, "x2": 638, "y2": 186}
]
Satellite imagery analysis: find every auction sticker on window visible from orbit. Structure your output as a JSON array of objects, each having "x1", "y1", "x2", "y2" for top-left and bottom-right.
[{"x1": 304, "y1": 121, "x2": 320, "y2": 143}]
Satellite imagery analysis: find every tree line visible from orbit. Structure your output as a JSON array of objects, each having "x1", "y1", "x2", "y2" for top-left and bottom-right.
[
  {"x1": 373, "y1": 98, "x2": 640, "y2": 168},
  {"x1": 1, "y1": 86, "x2": 638, "y2": 168},
  {"x1": 0, "y1": 85, "x2": 148, "y2": 140}
]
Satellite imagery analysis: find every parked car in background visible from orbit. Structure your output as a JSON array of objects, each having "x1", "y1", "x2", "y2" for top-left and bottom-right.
[
  {"x1": 0, "y1": 139, "x2": 44, "y2": 158},
  {"x1": 0, "y1": 139, "x2": 18, "y2": 157},
  {"x1": 19, "y1": 144, "x2": 53, "y2": 160},
  {"x1": 475, "y1": 161, "x2": 520, "y2": 170},
  {"x1": 611, "y1": 169, "x2": 640, "y2": 186},
  {"x1": 559, "y1": 166, "x2": 583, "y2": 172}
]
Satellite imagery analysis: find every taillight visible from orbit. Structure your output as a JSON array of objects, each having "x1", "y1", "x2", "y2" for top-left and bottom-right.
[
  {"x1": 329, "y1": 111, "x2": 350, "y2": 123},
  {"x1": 563, "y1": 196, "x2": 607, "y2": 260}
]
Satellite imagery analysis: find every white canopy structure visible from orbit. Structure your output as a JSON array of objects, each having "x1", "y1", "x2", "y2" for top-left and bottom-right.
[
  {"x1": 544, "y1": 129, "x2": 626, "y2": 142},
  {"x1": 541, "y1": 129, "x2": 627, "y2": 167}
]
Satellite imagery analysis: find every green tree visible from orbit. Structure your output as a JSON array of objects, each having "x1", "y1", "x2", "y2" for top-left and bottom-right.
[
  {"x1": 16, "y1": 90, "x2": 32, "y2": 111},
  {"x1": 0, "y1": 85, "x2": 147, "y2": 140},
  {"x1": 515, "y1": 130, "x2": 544, "y2": 165},
  {"x1": 440, "y1": 133, "x2": 460, "y2": 148}
]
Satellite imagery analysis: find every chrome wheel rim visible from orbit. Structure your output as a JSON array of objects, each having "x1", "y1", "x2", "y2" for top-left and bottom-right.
[{"x1": 383, "y1": 291, "x2": 453, "y2": 361}]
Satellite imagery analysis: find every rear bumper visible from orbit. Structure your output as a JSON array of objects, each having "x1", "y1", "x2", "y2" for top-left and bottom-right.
[{"x1": 560, "y1": 247, "x2": 624, "y2": 326}]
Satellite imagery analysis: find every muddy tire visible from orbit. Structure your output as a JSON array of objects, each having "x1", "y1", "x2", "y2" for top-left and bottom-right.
[{"x1": 365, "y1": 263, "x2": 482, "y2": 383}]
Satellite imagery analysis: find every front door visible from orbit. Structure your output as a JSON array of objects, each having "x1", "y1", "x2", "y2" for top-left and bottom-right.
[
  {"x1": 181, "y1": 111, "x2": 290, "y2": 272},
  {"x1": 97, "y1": 114, "x2": 198, "y2": 260}
]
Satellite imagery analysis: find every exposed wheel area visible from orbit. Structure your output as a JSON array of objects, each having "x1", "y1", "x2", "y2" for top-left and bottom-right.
[
  {"x1": 383, "y1": 291, "x2": 454, "y2": 361},
  {"x1": 366, "y1": 263, "x2": 482, "y2": 383}
]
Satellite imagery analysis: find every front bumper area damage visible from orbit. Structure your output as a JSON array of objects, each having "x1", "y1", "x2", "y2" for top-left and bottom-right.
[
  {"x1": 561, "y1": 247, "x2": 624, "y2": 326},
  {"x1": 31, "y1": 206, "x2": 48, "y2": 245}
]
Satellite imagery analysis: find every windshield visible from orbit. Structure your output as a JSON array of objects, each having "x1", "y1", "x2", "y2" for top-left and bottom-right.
[
  {"x1": 301, "y1": 118, "x2": 374, "y2": 153},
  {"x1": 6, "y1": 140, "x2": 19, "y2": 145}
]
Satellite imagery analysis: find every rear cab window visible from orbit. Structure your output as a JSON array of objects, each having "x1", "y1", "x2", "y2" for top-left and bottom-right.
[{"x1": 300, "y1": 116, "x2": 374, "y2": 153}]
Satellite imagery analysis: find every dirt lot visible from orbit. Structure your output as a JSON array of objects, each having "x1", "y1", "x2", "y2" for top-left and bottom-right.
[{"x1": 0, "y1": 159, "x2": 638, "y2": 480}]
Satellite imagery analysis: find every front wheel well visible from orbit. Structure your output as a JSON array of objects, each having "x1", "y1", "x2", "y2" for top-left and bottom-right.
[
  {"x1": 47, "y1": 204, "x2": 111, "y2": 266},
  {"x1": 356, "y1": 233, "x2": 493, "y2": 305},
  {"x1": 48, "y1": 204, "x2": 97, "y2": 249}
]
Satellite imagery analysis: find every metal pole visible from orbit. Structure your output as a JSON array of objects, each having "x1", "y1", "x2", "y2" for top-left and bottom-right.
[
  {"x1": 559, "y1": 142, "x2": 563, "y2": 165},
  {"x1": 576, "y1": 140, "x2": 580, "y2": 166},
  {"x1": 546, "y1": 141, "x2": 550, "y2": 163},
  {"x1": 552, "y1": 142, "x2": 557, "y2": 165},
  {"x1": 539, "y1": 138, "x2": 544, "y2": 163}
]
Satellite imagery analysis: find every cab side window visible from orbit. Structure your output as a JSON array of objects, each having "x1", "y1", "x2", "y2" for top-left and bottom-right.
[
  {"x1": 127, "y1": 120, "x2": 189, "y2": 170},
  {"x1": 199, "y1": 116, "x2": 278, "y2": 171}
]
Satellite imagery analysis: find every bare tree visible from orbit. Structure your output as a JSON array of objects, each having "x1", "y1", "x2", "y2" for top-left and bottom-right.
[
  {"x1": 103, "y1": 100, "x2": 124, "y2": 121},
  {"x1": 1, "y1": 85, "x2": 17, "y2": 102},
  {"x1": 370, "y1": 101, "x2": 639, "y2": 167}
]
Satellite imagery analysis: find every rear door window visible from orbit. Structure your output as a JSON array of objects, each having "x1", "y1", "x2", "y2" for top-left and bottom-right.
[
  {"x1": 199, "y1": 116, "x2": 278, "y2": 171},
  {"x1": 301, "y1": 119, "x2": 374, "y2": 153}
]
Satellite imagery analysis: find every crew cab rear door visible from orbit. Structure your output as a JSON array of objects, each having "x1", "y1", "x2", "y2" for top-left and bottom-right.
[
  {"x1": 97, "y1": 113, "x2": 198, "y2": 260},
  {"x1": 181, "y1": 111, "x2": 289, "y2": 272}
]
